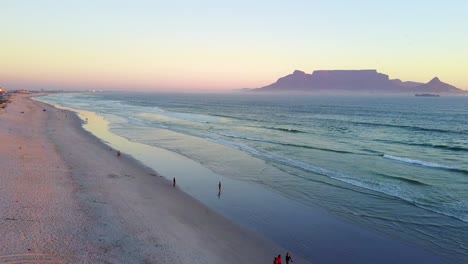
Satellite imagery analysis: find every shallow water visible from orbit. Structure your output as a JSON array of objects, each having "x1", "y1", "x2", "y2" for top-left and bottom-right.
[{"x1": 36, "y1": 93, "x2": 468, "y2": 262}]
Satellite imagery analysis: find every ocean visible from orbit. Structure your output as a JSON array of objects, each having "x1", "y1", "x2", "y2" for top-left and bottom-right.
[{"x1": 36, "y1": 93, "x2": 468, "y2": 262}]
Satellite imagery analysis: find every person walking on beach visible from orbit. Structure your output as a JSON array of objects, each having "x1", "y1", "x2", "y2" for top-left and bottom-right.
[
  {"x1": 273, "y1": 257, "x2": 277, "y2": 264},
  {"x1": 286, "y1": 252, "x2": 293, "y2": 264},
  {"x1": 218, "y1": 181, "x2": 222, "y2": 191},
  {"x1": 173, "y1": 177, "x2": 176, "y2": 187},
  {"x1": 276, "y1": 254, "x2": 282, "y2": 264},
  {"x1": 117, "y1": 150, "x2": 121, "y2": 157}
]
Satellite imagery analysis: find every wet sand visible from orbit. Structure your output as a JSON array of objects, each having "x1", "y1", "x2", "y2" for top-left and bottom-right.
[{"x1": 0, "y1": 94, "x2": 293, "y2": 263}]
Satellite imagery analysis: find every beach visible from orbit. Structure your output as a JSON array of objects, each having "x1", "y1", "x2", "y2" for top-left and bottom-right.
[
  {"x1": 0, "y1": 94, "x2": 291, "y2": 263},
  {"x1": 2, "y1": 93, "x2": 463, "y2": 264}
]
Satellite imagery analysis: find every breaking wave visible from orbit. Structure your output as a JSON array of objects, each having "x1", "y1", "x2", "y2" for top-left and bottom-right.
[{"x1": 383, "y1": 155, "x2": 468, "y2": 174}]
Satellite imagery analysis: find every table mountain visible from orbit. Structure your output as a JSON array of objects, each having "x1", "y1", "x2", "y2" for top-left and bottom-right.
[{"x1": 254, "y1": 70, "x2": 465, "y2": 94}]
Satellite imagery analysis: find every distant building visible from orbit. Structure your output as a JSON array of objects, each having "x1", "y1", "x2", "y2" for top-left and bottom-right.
[
  {"x1": 0, "y1": 87, "x2": 7, "y2": 106},
  {"x1": 0, "y1": 87, "x2": 6, "y2": 97},
  {"x1": 15, "y1": 89, "x2": 31, "y2": 94}
]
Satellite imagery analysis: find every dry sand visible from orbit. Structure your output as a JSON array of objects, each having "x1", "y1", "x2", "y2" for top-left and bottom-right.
[{"x1": 0, "y1": 94, "x2": 296, "y2": 263}]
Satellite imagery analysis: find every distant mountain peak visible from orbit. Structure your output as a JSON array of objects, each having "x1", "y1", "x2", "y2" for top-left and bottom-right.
[
  {"x1": 254, "y1": 69, "x2": 465, "y2": 94},
  {"x1": 292, "y1": 70, "x2": 306, "y2": 75}
]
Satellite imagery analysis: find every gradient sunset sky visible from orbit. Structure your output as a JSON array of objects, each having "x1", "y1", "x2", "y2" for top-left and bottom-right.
[{"x1": 2, "y1": 1, "x2": 467, "y2": 91}]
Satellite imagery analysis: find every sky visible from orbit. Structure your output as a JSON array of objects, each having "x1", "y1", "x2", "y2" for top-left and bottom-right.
[{"x1": 1, "y1": 0, "x2": 467, "y2": 91}]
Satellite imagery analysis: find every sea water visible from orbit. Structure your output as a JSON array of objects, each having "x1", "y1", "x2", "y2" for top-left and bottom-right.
[{"x1": 36, "y1": 93, "x2": 468, "y2": 262}]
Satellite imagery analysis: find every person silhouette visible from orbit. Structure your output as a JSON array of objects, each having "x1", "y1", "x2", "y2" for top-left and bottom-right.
[
  {"x1": 277, "y1": 254, "x2": 282, "y2": 264},
  {"x1": 286, "y1": 252, "x2": 293, "y2": 264},
  {"x1": 173, "y1": 177, "x2": 176, "y2": 187}
]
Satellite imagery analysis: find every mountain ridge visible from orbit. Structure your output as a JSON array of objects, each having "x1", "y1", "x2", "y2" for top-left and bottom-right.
[{"x1": 253, "y1": 70, "x2": 465, "y2": 94}]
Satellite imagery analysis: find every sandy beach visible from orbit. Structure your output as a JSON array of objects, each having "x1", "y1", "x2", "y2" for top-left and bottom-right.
[{"x1": 0, "y1": 94, "x2": 295, "y2": 263}]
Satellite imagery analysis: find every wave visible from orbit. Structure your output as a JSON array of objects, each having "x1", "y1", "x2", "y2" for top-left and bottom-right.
[
  {"x1": 127, "y1": 116, "x2": 169, "y2": 129},
  {"x1": 375, "y1": 139, "x2": 468, "y2": 152},
  {"x1": 389, "y1": 176, "x2": 428, "y2": 186},
  {"x1": 208, "y1": 114, "x2": 309, "y2": 134},
  {"x1": 309, "y1": 116, "x2": 467, "y2": 135},
  {"x1": 205, "y1": 137, "x2": 419, "y2": 201},
  {"x1": 427, "y1": 144, "x2": 468, "y2": 152},
  {"x1": 126, "y1": 113, "x2": 364, "y2": 157},
  {"x1": 424, "y1": 201, "x2": 468, "y2": 224},
  {"x1": 374, "y1": 172, "x2": 429, "y2": 186},
  {"x1": 136, "y1": 110, "x2": 221, "y2": 124},
  {"x1": 382, "y1": 155, "x2": 468, "y2": 174},
  {"x1": 360, "y1": 148, "x2": 385, "y2": 155},
  {"x1": 209, "y1": 113, "x2": 264, "y2": 123},
  {"x1": 279, "y1": 142, "x2": 360, "y2": 155},
  {"x1": 213, "y1": 131, "x2": 366, "y2": 155},
  {"x1": 323, "y1": 174, "x2": 468, "y2": 223},
  {"x1": 209, "y1": 140, "x2": 468, "y2": 223},
  {"x1": 58, "y1": 98, "x2": 221, "y2": 125},
  {"x1": 257, "y1": 126, "x2": 306, "y2": 133},
  {"x1": 354, "y1": 121, "x2": 468, "y2": 135}
]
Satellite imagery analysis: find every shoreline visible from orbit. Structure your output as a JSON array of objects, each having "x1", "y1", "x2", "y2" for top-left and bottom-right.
[
  {"x1": 0, "y1": 94, "x2": 291, "y2": 263},
  {"x1": 36, "y1": 93, "x2": 454, "y2": 263},
  {"x1": 2, "y1": 93, "x2": 456, "y2": 263}
]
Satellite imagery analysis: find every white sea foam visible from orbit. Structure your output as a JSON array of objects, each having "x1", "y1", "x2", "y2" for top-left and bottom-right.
[
  {"x1": 205, "y1": 137, "x2": 468, "y2": 222},
  {"x1": 383, "y1": 155, "x2": 461, "y2": 171}
]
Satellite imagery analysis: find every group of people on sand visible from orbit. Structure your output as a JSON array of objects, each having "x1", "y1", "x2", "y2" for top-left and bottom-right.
[{"x1": 273, "y1": 252, "x2": 293, "y2": 264}]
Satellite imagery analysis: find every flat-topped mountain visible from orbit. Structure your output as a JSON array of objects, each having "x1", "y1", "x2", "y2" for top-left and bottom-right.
[{"x1": 254, "y1": 70, "x2": 465, "y2": 94}]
